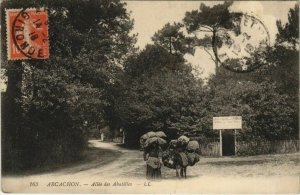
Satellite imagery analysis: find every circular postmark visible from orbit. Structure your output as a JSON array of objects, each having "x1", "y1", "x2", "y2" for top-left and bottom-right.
[
  {"x1": 11, "y1": 8, "x2": 49, "y2": 59},
  {"x1": 215, "y1": 13, "x2": 270, "y2": 73}
]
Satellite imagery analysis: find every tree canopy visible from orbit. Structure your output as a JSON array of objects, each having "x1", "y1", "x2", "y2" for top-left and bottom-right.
[
  {"x1": 204, "y1": 3, "x2": 299, "y2": 142},
  {"x1": 183, "y1": 2, "x2": 243, "y2": 70},
  {"x1": 119, "y1": 43, "x2": 207, "y2": 146},
  {"x1": 1, "y1": 1, "x2": 298, "y2": 167},
  {"x1": 1, "y1": 0, "x2": 136, "y2": 171}
]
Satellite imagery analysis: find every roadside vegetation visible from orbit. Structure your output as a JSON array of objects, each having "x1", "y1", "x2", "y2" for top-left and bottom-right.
[{"x1": 1, "y1": 0, "x2": 298, "y2": 172}]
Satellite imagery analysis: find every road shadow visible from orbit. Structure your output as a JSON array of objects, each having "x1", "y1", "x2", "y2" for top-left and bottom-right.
[
  {"x1": 2, "y1": 144, "x2": 122, "y2": 177},
  {"x1": 115, "y1": 142, "x2": 141, "y2": 151}
]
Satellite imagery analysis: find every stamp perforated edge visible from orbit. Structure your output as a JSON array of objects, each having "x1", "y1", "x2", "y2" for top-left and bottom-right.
[{"x1": 5, "y1": 8, "x2": 50, "y2": 61}]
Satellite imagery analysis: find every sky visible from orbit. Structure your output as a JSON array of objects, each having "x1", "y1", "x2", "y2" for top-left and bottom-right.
[{"x1": 125, "y1": 1, "x2": 298, "y2": 79}]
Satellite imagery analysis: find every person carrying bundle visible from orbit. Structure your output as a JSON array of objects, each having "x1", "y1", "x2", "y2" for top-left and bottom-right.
[
  {"x1": 141, "y1": 131, "x2": 167, "y2": 180},
  {"x1": 143, "y1": 142, "x2": 163, "y2": 179}
]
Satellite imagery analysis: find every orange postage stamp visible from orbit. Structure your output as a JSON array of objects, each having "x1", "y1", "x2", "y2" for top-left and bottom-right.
[{"x1": 6, "y1": 8, "x2": 49, "y2": 60}]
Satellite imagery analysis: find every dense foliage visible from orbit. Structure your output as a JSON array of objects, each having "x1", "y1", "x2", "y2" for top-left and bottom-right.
[
  {"x1": 1, "y1": 0, "x2": 136, "y2": 171},
  {"x1": 1, "y1": 1, "x2": 298, "y2": 170},
  {"x1": 202, "y1": 4, "x2": 299, "y2": 142},
  {"x1": 119, "y1": 3, "x2": 298, "y2": 147},
  {"x1": 118, "y1": 45, "x2": 207, "y2": 146}
]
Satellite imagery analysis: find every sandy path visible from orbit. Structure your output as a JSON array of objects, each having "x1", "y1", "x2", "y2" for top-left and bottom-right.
[
  {"x1": 2, "y1": 140, "x2": 300, "y2": 193},
  {"x1": 54, "y1": 140, "x2": 145, "y2": 178}
]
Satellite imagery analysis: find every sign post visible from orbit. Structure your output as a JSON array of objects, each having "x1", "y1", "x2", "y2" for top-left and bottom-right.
[
  {"x1": 213, "y1": 116, "x2": 242, "y2": 156},
  {"x1": 234, "y1": 129, "x2": 237, "y2": 155},
  {"x1": 219, "y1": 129, "x2": 222, "y2": 156}
]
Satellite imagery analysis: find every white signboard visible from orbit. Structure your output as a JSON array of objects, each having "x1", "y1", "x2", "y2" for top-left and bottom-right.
[{"x1": 213, "y1": 116, "x2": 242, "y2": 130}]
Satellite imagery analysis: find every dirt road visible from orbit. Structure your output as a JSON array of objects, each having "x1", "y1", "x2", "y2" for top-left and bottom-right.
[
  {"x1": 46, "y1": 140, "x2": 146, "y2": 178},
  {"x1": 2, "y1": 140, "x2": 300, "y2": 193}
]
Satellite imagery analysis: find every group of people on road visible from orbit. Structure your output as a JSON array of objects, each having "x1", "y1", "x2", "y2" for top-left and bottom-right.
[{"x1": 140, "y1": 131, "x2": 201, "y2": 180}]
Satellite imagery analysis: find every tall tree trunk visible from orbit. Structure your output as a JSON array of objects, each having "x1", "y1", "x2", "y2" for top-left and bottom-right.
[
  {"x1": 169, "y1": 36, "x2": 172, "y2": 54},
  {"x1": 211, "y1": 29, "x2": 219, "y2": 76},
  {"x1": 2, "y1": 61, "x2": 23, "y2": 171}
]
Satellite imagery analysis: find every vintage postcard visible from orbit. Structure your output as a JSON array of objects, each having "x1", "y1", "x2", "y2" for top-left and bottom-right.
[{"x1": 1, "y1": 0, "x2": 299, "y2": 194}]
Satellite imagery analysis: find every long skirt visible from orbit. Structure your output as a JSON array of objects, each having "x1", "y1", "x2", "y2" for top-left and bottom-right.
[{"x1": 146, "y1": 165, "x2": 161, "y2": 180}]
